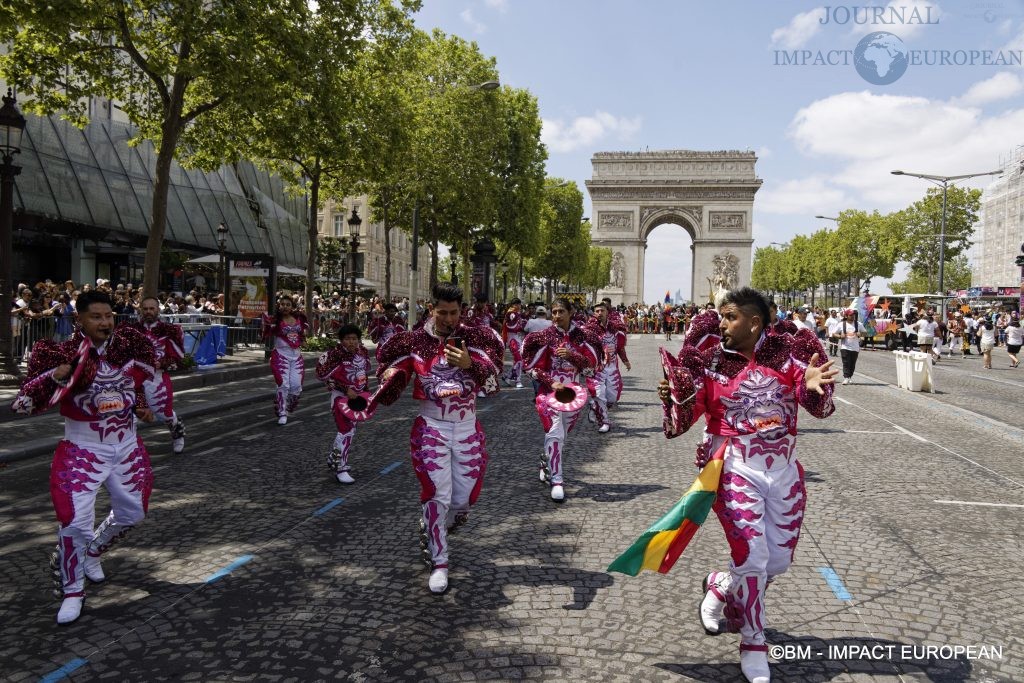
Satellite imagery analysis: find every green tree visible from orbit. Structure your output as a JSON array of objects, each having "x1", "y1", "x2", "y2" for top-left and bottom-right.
[
  {"x1": 527, "y1": 179, "x2": 586, "y2": 301},
  {"x1": 0, "y1": 0, "x2": 315, "y2": 296},
  {"x1": 894, "y1": 186, "x2": 982, "y2": 294},
  {"x1": 889, "y1": 255, "x2": 973, "y2": 294}
]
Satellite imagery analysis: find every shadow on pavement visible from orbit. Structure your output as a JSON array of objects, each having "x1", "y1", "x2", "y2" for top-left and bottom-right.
[{"x1": 574, "y1": 482, "x2": 668, "y2": 503}]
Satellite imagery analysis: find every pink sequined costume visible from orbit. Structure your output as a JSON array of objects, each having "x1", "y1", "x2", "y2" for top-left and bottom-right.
[
  {"x1": 261, "y1": 312, "x2": 309, "y2": 418},
  {"x1": 11, "y1": 329, "x2": 156, "y2": 601},
  {"x1": 662, "y1": 311, "x2": 834, "y2": 657},
  {"x1": 123, "y1": 319, "x2": 185, "y2": 445},
  {"x1": 368, "y1": 314, "x2": 406, "y2": 346},
  {"x1": 315, "y1": 343, "x2": 371, "y2": 475},
  {"x1": 522, "y1": 323, "x2": 600, "y2": 487},
  {"x1": 501, "y1": 309, "x2": 528, "y2": 384},
  {"x1": 585, "y1": 316, "x2": 629, "y2": 429},
  {"x1": 373, "y1": 319, "x2": 503, "y2": 570}
]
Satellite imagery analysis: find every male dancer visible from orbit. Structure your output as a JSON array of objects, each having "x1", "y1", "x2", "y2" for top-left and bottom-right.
[
  {"x1": 261, "y1": 297, "x2": 309, "y2": 425},
  {"x1": 368, "y1": 302, "x2": 405, "y2": 345},
  {"x1": 657, "y1": 287, "x2": 837, "y2": 683},
  {"x1": 316, "y1": 324, "x2": 371, "y2": 484},
  {"x1": 373, "y1": 282, "x2": 503, "y2": 594},
  {"x1": 501, "y1": 298, "x2": 527, "y2": 388},
  {"x1": 11, "y1": 290, "x2": 157, "y2": 625},
  {"x1": 523, "y1": 297, "x2": 600, "y2": 501},
  {"x1": 586, "y1": 301, "x2": 631, "y2": 433},
  {"x1": 124, "y1": 296, "x2": 186, "y2": 453}
]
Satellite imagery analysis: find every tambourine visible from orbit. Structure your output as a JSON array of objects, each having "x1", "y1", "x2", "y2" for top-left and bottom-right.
[
  {"x1": 545, "y1": 382, "x2": 588, "y2": 413},
  {"x1": 337, "y1": 391, "x2": 377, "y2": 422},
  {"x1": 49, "y1": 337, "x2": 93, "y2": 409},
  {"x1": 660, "y1": 347, "x2": 697, "y2": 405}
]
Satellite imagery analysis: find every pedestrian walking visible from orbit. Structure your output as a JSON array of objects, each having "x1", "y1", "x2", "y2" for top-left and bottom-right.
[
  {"x1": 978, "y1": 319, "x2": 997, "y2": 369},
  {"x1": 1005, "y1": 314, "x2": 1021, "y2": 368},
  {"x1": 261, "y1": 297, "x2": 309, "y2": 425},
  {"x1": 837, "y1": 309, "x2": 863, "y2": 385}
]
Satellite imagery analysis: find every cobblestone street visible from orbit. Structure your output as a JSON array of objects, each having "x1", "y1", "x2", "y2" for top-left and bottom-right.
[{"x1": 1, "y1": 337, "x2": 1021, "y2": 682}]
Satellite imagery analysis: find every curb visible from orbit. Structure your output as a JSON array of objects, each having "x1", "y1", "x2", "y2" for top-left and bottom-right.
[{"x1": 0, "y1": 355, "x2": 323, "y2": 465}]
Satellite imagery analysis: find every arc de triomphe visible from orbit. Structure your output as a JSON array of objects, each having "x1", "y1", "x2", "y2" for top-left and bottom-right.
[{"x1": 585, "y1": 150, "x2": 762, "y2": 305}]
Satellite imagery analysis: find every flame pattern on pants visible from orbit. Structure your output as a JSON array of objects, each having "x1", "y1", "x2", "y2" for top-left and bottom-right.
[
  {"x1": 410, "y1": 415, "x2": 488, "y2": 567},
  {"x1": 50, "y1": 437, "x2": 152, "y2": 595},
  {"x1": 142, "y1": 369, "x2": 179, "y2": 427},
  {"x1": 330, "y1": 398, "x2": 356, "y2": 472},
  {"x1": 271, "y1": 348, "x2": 304, "y2": 417}
]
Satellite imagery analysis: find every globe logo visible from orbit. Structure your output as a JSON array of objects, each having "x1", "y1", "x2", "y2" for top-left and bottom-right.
[{"x1": 854, "y1": 31, "x2": 909, "y2": 85}]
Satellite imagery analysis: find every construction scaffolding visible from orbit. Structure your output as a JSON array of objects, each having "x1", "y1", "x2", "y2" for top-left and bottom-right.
[{"x1": 973, "y1": 145, "x2": 1024, "y2": 289}]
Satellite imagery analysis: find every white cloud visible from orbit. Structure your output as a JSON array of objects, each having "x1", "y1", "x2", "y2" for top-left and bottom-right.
[
  {"x1": 757, "y1": 145, "x2": 773, "y2": 159},
  {"x1": 771, "y1": 8, "x2": 826, "y2": 49},
  {"x1": 460, "y1": 8, "x2": 486, "y2": 34},
  {"x1": 846, "y1": 0, "x2": 942, "y2": 40},
  {"x1": 952, "y1": 72, "x2": 1024, "y2": 107},
  {"x1": 784, "y1": 85, "x2": 1020, "y2": 209},
  {"x1": 541, "y1": 112, "x2": 643, "y2": 153},
  {"x1": 997, "y1": 18, "x2": 1015, "y2": 36},
  {"x1": 484, "y1": 0, "x2": 508, "y2": 12},
  {"x1": 758, "y1": 177, "x2": 849, "y2": 215}
]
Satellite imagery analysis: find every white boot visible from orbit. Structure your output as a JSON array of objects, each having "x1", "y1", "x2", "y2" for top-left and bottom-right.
[
  {"x1": 277, "y1": 415, "x2": 288, "y2": 425},
  {"x1": 699, "y1": 572, "x2": 730, "y2": 634},
  {"x1": 336, "y1": 471, "x2": 355, "y2": 484},
  {"x1": 550, "y1": 484, "x2": 565, "y2": 501},
  {"x1": 740, "y1": 648, "x2": 771, "y2": 683},
  {"x1": 597, "y1": 423, "x2": 610, "y2": 433},
  {"x1": 170, "y1": 420, "x2": 186, "y2": 454},
  {"x1": 428, "y1": 567, "x2": 448, "y2": 594},
  {"x1": 57, "y1": 595, "x2": 84, "y2": 625},
  {"x1": 84, "y1": 553, "x2": 105, "y2": 583}
]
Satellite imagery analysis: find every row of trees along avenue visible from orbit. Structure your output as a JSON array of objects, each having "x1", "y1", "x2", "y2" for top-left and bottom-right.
[
  {"x1": 1, "y1": 1, "x2": 610, "y2": 307},
  {"x1": 751, "y1": 186, "x2": 981, "y2": 305}
]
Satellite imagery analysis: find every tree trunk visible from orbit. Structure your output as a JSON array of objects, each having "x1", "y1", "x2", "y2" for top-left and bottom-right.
[
  {"x1": 429, "y1": 223, "x2": 439, "y2": 290},
  {"x1": 305, "y1": 163, "x2": 321, "y2": 317},
  {"x1": 142, "y1": 119, "x2": 183, "y2": 297},
  {"x1": 461, "y1": 234, "x2": 473, "y2": 301}
]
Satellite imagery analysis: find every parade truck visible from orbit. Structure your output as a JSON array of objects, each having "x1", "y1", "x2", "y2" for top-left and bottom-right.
[{"x1": 847, "y1": 294, "x2": 957, "y2": 350}]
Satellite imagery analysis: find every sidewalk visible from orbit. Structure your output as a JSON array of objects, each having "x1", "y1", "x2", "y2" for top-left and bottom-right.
[{"x1": 0, "y1": 350, "x2": 328, "y2": 464}]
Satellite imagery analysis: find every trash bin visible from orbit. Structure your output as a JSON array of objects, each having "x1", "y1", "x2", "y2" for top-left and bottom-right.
[
  {"x1": 893, "y1": 351, "x2": 909, "y2": 389},
  {"x1": 906, "y1": 351, "x2": 934, "y2": 392}
]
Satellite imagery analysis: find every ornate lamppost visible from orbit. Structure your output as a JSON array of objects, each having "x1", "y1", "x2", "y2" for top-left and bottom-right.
[
  {"x1": 217, "y1": 222, "x2": 230, "y2": 316},
  {"x1": 347, "y1": 207, "x2": 362, "y2": 322},
  {"x1": 0, "y1": 89, "x2": 27, "y2": 384}
]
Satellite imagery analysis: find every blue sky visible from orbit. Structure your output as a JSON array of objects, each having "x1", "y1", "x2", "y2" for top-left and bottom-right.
[{"x1": 413, "y1": 0, "x2": 1024, "y2": 300}]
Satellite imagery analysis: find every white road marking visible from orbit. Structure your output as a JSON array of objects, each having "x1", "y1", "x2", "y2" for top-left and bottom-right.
[
  {"x1": 933, "y1": 499, "x2": 1024, "y2": 509},
  {"x1": 152, "y1": 465, "x2": 171, "y2": 472},
  {"x1": 833, "y1": 396, "x2": 853, "y2": 405},
  {"x1": 893, "y1": 425, "x2": 928, "y2": 443},
  {"x1": 241, "y1": 433, "x2": 262, "y2": 441},
  {"x1": 191, "y1": 447, "x2": 223, "y2": 457},
  {"x1": 968, "y1": 374, "x2": 1024, "y2": 389}
]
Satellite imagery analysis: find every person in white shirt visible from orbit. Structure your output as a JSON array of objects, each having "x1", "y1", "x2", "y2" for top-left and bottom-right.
[
  {"x1": 977, "y1": 319, "x2": 997, "y2": 369},
  {"x1": 524, "y1": 306, "x2": 553, "y2": 334},
  {"x1": 836, "y1": 309, "x2": 863, "y2": 385},
  {"x1": 824, "y1": 310, "x2": 840, "y2": 357},
  {"x1": 1005, "y1": 315, "x2": 1021, "y2": 368},
  {"x1": 912, "y1": 314, "x2": 940, "y2": 361},
  {"x1": 792, "y1": 306, "x2": 817, "y2": 334}
]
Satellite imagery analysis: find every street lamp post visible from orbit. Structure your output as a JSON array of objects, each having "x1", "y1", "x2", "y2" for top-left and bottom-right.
[
  {"x1": 347, "y1": 207, "x2": 362, "y2": 323},
  {"x1": 0, "y1": 89, "x2": 26, "y2": 384},
  {"x1": 891, "y1": 169, "x2": 1002, "y2": 318},
  {"x1": 216, "y1": 222, "x2": 230, "y2": 318}
]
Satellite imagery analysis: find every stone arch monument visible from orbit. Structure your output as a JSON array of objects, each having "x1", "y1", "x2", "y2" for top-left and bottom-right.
[{"x1": 585, "y1": 150, "x2": 761, "y2": 305}]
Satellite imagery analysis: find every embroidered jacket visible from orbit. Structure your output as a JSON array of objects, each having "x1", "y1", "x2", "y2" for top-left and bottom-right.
[
  {"x1": 123, "y1": 320, "x2": 184, "y2": 371},
  {"x1": 522, "y1": 323, "x2": 600, "y2": 392}
]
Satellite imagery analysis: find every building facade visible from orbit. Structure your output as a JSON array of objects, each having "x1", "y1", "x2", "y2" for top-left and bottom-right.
[
  {"x1": 973, "y1": 146, "x2": 1024, "y2": 288},
  {"x1": 317, "y1": 195, "x2": 430, "y2": 300}
]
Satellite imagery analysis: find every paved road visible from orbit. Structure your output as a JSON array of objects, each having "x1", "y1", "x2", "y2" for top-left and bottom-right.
[{"x1": 0, "y1": 335, "x2": 1021, "y2": 681}]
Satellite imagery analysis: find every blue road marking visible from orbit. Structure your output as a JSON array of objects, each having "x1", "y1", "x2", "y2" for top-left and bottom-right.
[
  {"x1": 379, "y1": 461, "x2": 402, "y2": 475},
  {"x1": 40, "y1": 657, "x2": 88, "y2": 682},
  {"x1": 817, "y1": 567, "x2": 853, "y2": 601},
  {"x1": 205, "y1": 555, "x2": 254, "y2": 584},
  {"x1": 314, "y1": 497, "x2": 345, "y2": 517}
]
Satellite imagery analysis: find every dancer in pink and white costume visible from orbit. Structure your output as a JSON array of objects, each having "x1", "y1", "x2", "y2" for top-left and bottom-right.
[
  {"x1": 316, "y1": 324, "x2": 371, "y2": 484},
  {"x1": 368, "y1": 303, "x2": 406, "y2": 345},
  {"x1": 523, "y1": 297, "x2": 600, "y2": 502},
  {"x1": 11, "y1": 291, "x2": 157, "y2": 625},
  {"x1": 373, "y1": 283, "x2": 504, "y2": 594},
  {"x1": 261, "y1": 297, "x2": 309, "y2": 425},
  {"x1": 124, "y1": 296, "x2": 186, "y2": 453},
  {"x1": 501, "y1": 298, "x2": 527, "y2": 388},
  {"x1": 586, "y1": 301, "x2": 631, "y2": 433},
  {"x1": 657, "y1": 287, "x2": 837, "y2": 683}
]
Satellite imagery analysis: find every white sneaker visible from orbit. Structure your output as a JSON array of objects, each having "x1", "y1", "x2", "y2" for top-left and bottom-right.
[
  {"x1": 515, "y1": 381, "x2": 523, "y2": 389},
  {"x1": 172, "y1": 437, "x2": 185, "y2": 454},
  {"x1": 84, "y1": 553, "x2": 105, "y2": 583},
  {"x1": 841, "y1": 378, "x2": 850, "y2": 385},
  {"x1": 550, "y1": 485, "x2": 565, "y2": 501},
  {"x1": 539, "y1": 465, "x2": 547, "y2": 483},
  {"x1": 598, "y1": 423, "x2": 611, "y2": 433},
  {"x1": 740, "y1": 648, "x2": 771, "y2": 683},
  {"x1": 336, "y1": 471, "x2": 355, "y2": 484},
  {"x1": 277, "y1": 415, "x2": 288, "y2": 425},
  {"x1": 699, "y1": 573, "x2": 725, "y2": 634},
  {"x1": 428, "y1": 568, "x2": 448, "y2": 594},
  {"x1": 57, "y1": 596, "x2": 84, "y2": 625}
]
